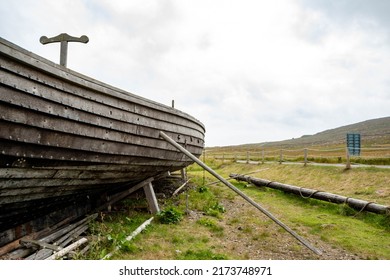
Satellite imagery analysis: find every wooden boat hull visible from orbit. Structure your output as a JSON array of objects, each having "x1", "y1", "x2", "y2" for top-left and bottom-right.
[{"x1": 0, "y1": 37, "x2": 205, "y2": 235}]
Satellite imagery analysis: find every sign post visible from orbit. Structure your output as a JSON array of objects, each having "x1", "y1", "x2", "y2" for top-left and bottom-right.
[{"x1": 346, "y1": 133, "x2": 361, "y2": 156}]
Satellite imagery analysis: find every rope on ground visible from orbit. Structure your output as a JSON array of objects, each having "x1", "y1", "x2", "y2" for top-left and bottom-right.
[{"x1": 299, "y1": 187, "x2": 321, "y2": 199}]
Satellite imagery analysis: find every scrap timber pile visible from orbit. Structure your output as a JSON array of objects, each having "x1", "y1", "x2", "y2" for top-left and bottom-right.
[
  {"x1": 0, "y1": 175, "x2": 189, "y2": 260},
  {"x1": 0, "y1": 214, "x2": 97, "y2": 260}
]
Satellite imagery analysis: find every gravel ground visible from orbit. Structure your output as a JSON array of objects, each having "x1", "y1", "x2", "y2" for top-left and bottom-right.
[{"x1": 213, "y1": 197, "x2": 362, "y2": 260}]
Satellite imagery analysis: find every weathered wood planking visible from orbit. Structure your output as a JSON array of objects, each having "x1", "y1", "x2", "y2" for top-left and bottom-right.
[{"x1": 0, "y1": 36, "x2": 205, "y2": 234}]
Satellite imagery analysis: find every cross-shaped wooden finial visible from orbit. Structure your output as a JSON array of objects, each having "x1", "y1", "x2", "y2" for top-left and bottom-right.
[{"x1": 40, "y1": 33, "x2": 89, "y2": 67}]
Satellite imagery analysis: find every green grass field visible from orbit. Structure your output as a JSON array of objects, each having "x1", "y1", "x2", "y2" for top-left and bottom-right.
[{"x1": 83, "y1": 159, "x2": 389, "y2": 260}]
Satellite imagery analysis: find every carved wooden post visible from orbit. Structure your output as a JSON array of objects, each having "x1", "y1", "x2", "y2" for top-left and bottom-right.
[{"x1": 40, "y1": 33, "x2": 89, "y2": 67}]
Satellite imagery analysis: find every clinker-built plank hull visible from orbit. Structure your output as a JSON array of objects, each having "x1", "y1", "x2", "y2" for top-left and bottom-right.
[{"x1": 0, "y1": 37, "x2": 205, "y2": 235}]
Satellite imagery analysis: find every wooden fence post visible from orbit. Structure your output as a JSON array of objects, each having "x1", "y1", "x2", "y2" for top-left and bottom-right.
[
  {"x1": 304, "y1": 148, "x2": 308, "y2": 166},
  {"x1": 262, "y1": 149, "x2": 265, "y2": 164},
  {"x1": 279, "y1": 149, "x2": 283, "y2": 164}
]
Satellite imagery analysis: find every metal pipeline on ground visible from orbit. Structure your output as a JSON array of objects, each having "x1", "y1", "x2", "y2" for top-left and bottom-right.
[{"x1": 230, "y1": 174, "x2": 390, "y2": 215}]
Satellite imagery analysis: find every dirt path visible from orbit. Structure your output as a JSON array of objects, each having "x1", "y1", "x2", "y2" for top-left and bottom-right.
[{"x1": 217, "y1": 196, "x2": 362, "y2": 260}]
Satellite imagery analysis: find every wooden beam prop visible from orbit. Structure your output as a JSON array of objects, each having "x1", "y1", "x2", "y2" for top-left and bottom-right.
[
  {"x1": 172, "y1": 179, "x2": 190, "y2": 197},
  {"x1": 143, "y1": 182, "x2": 160, "y2": 214},
  {"x1": 96, "y1": 177, "x2": 154, "y2": 212},
  {"x1": 101, "y1": 217, "x2": 154, "y2": 260},
  {"x1": 230, "y1": 174, "x2": 390, "y2": 215},
  {"x1": 159, "y1": 131, "x2": 322, "y2": 255}
]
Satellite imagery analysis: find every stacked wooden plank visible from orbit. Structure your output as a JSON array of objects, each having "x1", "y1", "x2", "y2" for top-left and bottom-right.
[{"x1": 0, "y1": 214, "x2": 96, "y2": 260}]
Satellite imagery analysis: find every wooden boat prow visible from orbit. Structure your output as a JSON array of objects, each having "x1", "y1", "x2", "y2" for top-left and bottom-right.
[{"x1": 0, "y1": 37, "x2": 205, "y2": 243}]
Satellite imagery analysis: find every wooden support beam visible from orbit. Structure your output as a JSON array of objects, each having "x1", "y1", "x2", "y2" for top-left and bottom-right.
[
  {"x1": 101, "y1": 217, "x2": 154, "y2": 260},
  {"x1": 143, "y1": 182, "x2": 160, "y2": 214},
  {"x1": 96, "y1": 176, "x2": 159, "y2": 216},
  {"x1": 180, "y1": 168, "x2": 187, "y2": 181},
  {"x1": 96, "y1": 177, "x2": 154, "y2": 211},
  {"x1": 172, "y1": 179, "x2": 190, "y2": 197}
]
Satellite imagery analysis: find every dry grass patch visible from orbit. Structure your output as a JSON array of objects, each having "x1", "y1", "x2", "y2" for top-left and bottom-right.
[{"x1": 86, "y1": 161, "x2": 389, "y2": 260}]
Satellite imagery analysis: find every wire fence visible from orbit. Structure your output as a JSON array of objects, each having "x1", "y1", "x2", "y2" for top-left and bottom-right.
[{"x1": 203, "y1": 146, "x2": 390, "y2": 167}]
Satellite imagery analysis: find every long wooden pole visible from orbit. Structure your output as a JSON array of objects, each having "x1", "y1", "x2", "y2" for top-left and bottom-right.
[
  {"x1": 230, "y1": 174, "x2": 390, "y2": 215},
  {"x1": 101, "y1": 217, "x2": 154, "y2": 260},
  {"x1": 159, "y1": 131, "x2": 322, "y2": 255}
]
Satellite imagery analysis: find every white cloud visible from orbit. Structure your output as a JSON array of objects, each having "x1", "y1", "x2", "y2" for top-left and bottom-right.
[{"x1": 0, "y1": 0, "x2": 389, "y2": 146}]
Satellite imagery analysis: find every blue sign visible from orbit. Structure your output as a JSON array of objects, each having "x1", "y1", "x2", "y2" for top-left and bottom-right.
[{"x1": 346, "y1": 133, "x2": 361, "y2": 156}]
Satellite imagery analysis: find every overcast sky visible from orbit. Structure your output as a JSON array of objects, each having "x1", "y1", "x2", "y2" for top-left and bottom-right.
[{"x1": 1, "y1": 0, "x2": 389, "y2": 146}]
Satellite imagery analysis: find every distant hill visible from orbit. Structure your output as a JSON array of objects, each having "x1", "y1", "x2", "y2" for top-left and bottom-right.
[{"x1": 209, "y1": 117, "x2": 390, "y2": 151}]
